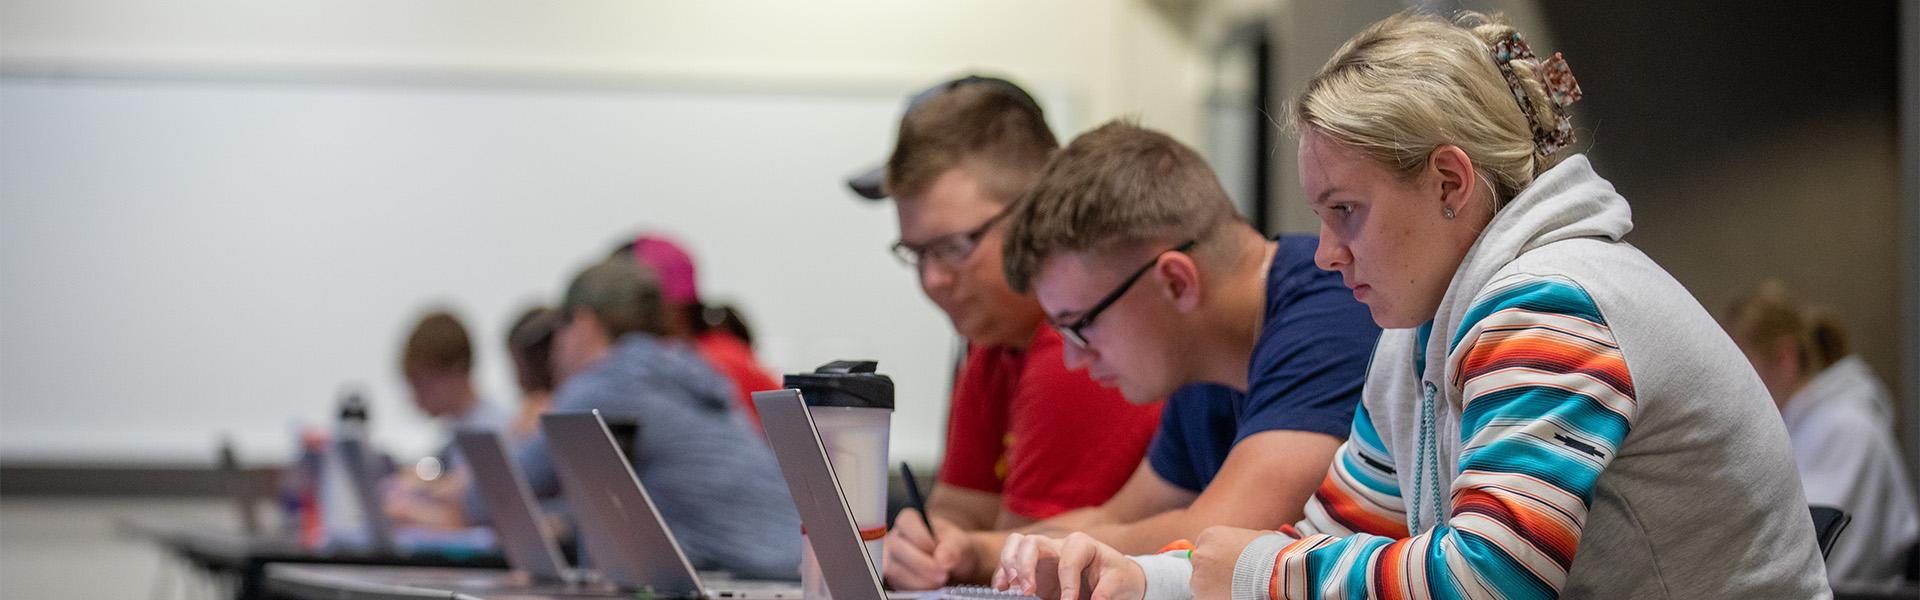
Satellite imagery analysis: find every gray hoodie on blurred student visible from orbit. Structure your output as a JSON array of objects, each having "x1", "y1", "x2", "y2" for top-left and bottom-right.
[
  {"x1": 515, "y1": 332, "x2": 801, "y2": 579},
  {"x1": 471, "y1": 258, "x2": 801, "y2": 579}
]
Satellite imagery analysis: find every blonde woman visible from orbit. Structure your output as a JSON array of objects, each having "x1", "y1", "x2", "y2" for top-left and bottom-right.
[
  {"x1": 993, "y1": 11, "x2": 1829, "y2": 599},
  {"x1": 1727, "y1": 281, "x2": 1919, "y2": 589}
]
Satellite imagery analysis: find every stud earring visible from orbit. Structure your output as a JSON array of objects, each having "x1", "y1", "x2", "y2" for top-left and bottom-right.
[{"x1": 1443, "y1": 207, "x2": 1457, "y2": 219}]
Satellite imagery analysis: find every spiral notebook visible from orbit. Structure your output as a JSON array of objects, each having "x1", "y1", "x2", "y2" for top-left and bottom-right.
[
  {"x1": 754, "y1": 389, "x2": 1040, "y2": 600},
  {"x1": 909, "y1": 585, "x2": 1042, "y2": 599}
]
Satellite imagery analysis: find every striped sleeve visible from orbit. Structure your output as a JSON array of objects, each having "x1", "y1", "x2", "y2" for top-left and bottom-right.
[
  {"x1": 1297, "y1": 402, "x2": 1409, "y2": 540},
  {"x1": 1260, "y1": 276, "x2": 1637, "y2": 600}
]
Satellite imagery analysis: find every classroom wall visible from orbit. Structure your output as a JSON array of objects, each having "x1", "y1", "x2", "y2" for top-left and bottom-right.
[
  {"x1": 1903, "y1": 0, "x2": 1920, "y2": 497},
  {"x1": 0, "y1": 0, "x2": 1220, "y2": 143},
  {"x1": 0, "y1": 0, "x2": 1249, "y2": 466}
]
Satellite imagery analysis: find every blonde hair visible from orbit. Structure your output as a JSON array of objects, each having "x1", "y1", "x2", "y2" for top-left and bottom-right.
[
  {"x1": 1289, "y1": 11, "x2": 1569, "y2": 206},
  {"x1": 1725, "y1": 280, "x2": 1851, "y2": 373}
]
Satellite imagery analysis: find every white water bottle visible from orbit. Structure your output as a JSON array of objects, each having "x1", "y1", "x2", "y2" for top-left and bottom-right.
[
  {"x1": 319, "y1": 390, "x2": 371, "y2": 548},
  {"x1": 786, "y1": 361, "x2": 893, "y2": 600}
]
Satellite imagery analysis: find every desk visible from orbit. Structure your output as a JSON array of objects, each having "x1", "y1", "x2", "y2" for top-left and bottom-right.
[
  {"x1": 123, "y1": 522, "x2": 509, "y2": 600},
  {"x1": 265, "y1": 564, "x2": 633, "y2": 600}
]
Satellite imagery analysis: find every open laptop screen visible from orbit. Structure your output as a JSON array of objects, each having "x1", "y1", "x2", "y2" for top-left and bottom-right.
[
  {"x1": 753, "y1": 389, "x2": 890, "y2": 600},
  {"x1": 541, "y1": 411, "x2": 704, "y2": 596},
  {"x1": 454, "y1": 430, "x2": 572, "y2": 582}
]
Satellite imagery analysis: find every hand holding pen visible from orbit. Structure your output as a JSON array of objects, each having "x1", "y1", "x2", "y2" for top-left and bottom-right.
[{"x1": 884, "y1": 462, "x2": 986, "y2": 589}]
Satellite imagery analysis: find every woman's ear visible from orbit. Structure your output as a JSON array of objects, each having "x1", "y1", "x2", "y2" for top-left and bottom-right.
[{"x1": 1427, "y1": 145, "x2": 1478, "y2": 211}]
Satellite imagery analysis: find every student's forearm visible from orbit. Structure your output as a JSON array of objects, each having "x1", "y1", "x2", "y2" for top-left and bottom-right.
[
  {"x1": 929, "y1": 506, "x2": 992, "y2": 531},
  {"x1": 1071, "y1": 507, "x2": 1215, "y2": 555},
  {"x1": 969, "y1": 507, "x2": 1215, "y2": 579},
  {"x1": 1017, "y1": 504, "x2": 1117, "y2": 535},
  {"x1": 928, "y1": 490, "x2": 998, "y2": 531}
]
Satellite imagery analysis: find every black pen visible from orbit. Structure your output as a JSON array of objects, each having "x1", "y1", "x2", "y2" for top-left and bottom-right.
[{"x1": 900, "y1": 462, "x2": 937, "y2": 542}]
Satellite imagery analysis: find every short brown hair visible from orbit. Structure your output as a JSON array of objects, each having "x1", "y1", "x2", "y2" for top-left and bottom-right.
[
  {"x1": 562, "y1": 258, "x2": 667, "y2": 339},
  {"x1": 883, "y1": 79, "x2": 1058, "y2": 203},
  {"x1": 402, "y1": 311, "x2": 473, "y2": 374},
  {"x1": 506, "y1": 306, "x2": 559, "y2": 393},
  {"x1": 1001, "y1": 121, "x2": 1241, "y2": 292}
]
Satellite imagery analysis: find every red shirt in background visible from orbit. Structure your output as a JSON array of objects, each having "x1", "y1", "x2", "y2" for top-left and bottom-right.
[
  {"x1": 937, "y1": 326, "x2": 1163, "y2": 520},
  {"x1": 693, "y1": 330, "x2": 782, "y2": 431}
]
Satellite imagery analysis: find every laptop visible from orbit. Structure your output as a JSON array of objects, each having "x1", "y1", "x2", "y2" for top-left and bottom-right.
[
  {"x1": 333, "y1": 436, "x2": 398, "y2": 552},
  {"x1": 331, "y1": 436, "x2": 499, "y2": 555},
  {"x1": 454, "y1": 429, "x2": 575, "y2": 583},
  {"x1": 752, "y1": 389, "x2": 1036, "y2": 600},
  {"x1": 290, "y1": 430, "x2": 621, "y2": 597},
  {"x1": 543, "y1": 410, "x2": 804, "y2": 599}
]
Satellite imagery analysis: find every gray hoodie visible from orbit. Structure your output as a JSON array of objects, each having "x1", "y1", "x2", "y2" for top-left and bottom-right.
[
  {"x1": 1206, "y1": 155, "x2": 1830, "y2": 599},
  {"x1": 502, "y1": 333, "x2": 803, "y2": 579}
]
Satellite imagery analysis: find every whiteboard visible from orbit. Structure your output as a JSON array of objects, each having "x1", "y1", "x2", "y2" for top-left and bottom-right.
[{"x1": 0, "y1": 74, "x2": 981, "y2": 465}]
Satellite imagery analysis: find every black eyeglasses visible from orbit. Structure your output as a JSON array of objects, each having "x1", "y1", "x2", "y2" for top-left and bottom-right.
[
  {"x1": 890, "y1": 211, "x2": 1008, "y2": 271},
  {"x1": 1051, "y1": 240, "x2": 1198, "y2": 349}
]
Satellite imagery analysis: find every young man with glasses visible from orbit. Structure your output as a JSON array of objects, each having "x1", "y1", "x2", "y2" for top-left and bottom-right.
[
  {"x1": 850, "y1": 76, "x2": 1166, "y2": 590},
  {"x1": 981, "y1": 121, "x2": 1381, "y2": 584}
]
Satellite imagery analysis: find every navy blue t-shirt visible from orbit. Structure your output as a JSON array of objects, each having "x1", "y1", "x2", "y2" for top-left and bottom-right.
[{"x1": 1147, "y1": 235, "x2": 1380, "y2": 492}]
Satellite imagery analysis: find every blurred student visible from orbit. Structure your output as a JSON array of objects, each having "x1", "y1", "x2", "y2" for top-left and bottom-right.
[
  {"x1": 504, "y1": 306, "x2": 559, "y2": 444},
  {"x1": 1727, "y1": 280, "x2": 1919, "y2": 587},
  {"x1": 615, "y1": 234, "x2": 781, "y2": 429},
  {"x1": 402, "y1": 311, "x2": 512, "y2": 444},
  {"x1": 514, "y1": 257, "x2": 799, "y2": 577},
  {"x1": 386, "y1": 310, "x2": 511, "y2": 528},
  {"x1": 705, "y1": 304, "x2": 758, "y2": 348},
  {"x1": 994, "y1": 13, "x2": 1829, "y2": 599}
]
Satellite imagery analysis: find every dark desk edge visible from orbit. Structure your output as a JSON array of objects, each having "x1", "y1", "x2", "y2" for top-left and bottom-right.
[{"x1": 0, "y1": 461, "x2": 279, "y2": 497}]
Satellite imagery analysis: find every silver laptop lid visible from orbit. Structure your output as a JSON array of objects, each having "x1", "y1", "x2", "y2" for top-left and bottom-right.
[
  {"x1": 752, "y1": 389, "x2": 888, "y2": 600},
  {"x1": 541, "y1": 411, "x2": 704, "y2": 597},
  {"x1": 334, "y1": 436, "x2": 395, "y2": 552},
  {"x1": 453, "y1": 429, "x2": 572, "y2": 582}
]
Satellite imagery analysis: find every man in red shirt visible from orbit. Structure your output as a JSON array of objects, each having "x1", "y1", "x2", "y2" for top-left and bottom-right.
[{"x1": 846, "y1": 76, "x2": 1163, "y2": 588}]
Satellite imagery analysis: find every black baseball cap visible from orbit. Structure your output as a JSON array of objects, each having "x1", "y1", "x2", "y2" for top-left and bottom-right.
[{"x1": 845, "y1": 75, "x2": 1044, "y2": 200}]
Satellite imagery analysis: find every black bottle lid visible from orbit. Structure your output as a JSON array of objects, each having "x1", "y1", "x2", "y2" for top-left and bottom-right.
[
  {"x1": 337, "y1": 389, "x2": 369, "y2": 422},
  {"x1": 783, "y1": 360, "x2": 894, "y2": 411}
]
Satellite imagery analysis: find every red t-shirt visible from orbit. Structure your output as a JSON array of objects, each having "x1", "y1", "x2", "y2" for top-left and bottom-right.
[
  {"x1": 937, "y1": 326, "x2": 1164, "y2": 520},
  {"x1": 693, "y1": 330, "x2": 782, "y2": 431}
]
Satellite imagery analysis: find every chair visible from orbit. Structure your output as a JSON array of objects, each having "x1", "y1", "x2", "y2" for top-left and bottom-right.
[{"x1": 1809, "y1": 505, "x2": 1851, "y2": 560}]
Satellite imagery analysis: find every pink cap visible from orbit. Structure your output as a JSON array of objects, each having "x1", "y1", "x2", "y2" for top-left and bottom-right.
[{"x1": 631, "y1": 234, "x2": 699, "y2": 306}]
